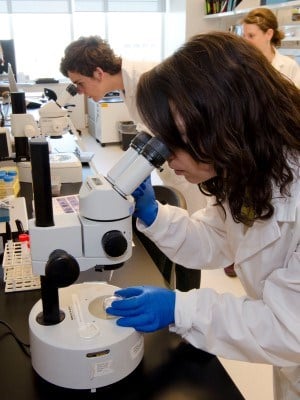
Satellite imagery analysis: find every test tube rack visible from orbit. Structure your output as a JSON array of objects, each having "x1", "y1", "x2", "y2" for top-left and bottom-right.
[{"x1": 2, "y1": 241, "x2": 40, "y2": 292}]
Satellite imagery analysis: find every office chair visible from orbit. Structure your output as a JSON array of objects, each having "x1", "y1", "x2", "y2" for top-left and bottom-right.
[{"x1": 133, "y1": 185, "x2": 201, "y2": 291}]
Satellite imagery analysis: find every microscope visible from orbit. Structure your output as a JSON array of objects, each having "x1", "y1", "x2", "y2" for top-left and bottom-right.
[
  {"x1": 10, "y1": 84, "x2": 78, "y2": 160},
  {"x1": 28, "y1": 131, "x2": 170, "y2": 391},
  {"x1": 10, "y1": 84, "x2": 82, "y2": 183}
]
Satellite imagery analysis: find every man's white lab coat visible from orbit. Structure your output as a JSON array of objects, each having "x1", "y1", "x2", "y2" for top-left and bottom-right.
[
  {"x1": 121, "y1": 59, "x2": 157, "y2": 127},
  {"x1": 137, "y1": 159, "x2": 300, "y2": 400}
]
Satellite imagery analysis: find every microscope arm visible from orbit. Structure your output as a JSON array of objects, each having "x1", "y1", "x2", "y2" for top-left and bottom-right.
[{"x1": 38, "y1": 249, "x2": 80, "y2": 325}]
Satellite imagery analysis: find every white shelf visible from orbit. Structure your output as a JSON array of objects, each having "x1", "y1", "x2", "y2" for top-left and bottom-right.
[{"x1": 204, "y1": 0, "x2": 300, "y2": 19}]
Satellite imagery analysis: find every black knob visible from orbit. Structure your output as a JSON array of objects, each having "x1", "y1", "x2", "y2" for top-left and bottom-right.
[
  {"x1": 102, "y1": 230, "x2": 128, "y2": 257},
  {"x1": 45, "y1": 249, "x2": 80, "y2": 288}
]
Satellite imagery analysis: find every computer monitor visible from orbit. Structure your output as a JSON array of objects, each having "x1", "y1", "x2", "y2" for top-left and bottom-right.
[
  {"x1": 0, "y1": 39, "x2": 17, "y2": 79},
  {"x1": 7, "y1": 61, "x2": 41, "y2": 109}
]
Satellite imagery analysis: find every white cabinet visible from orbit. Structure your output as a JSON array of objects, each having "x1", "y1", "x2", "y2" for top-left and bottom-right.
[{"x1": 87, "y1": 95, "x2": 131, "y2": 146}]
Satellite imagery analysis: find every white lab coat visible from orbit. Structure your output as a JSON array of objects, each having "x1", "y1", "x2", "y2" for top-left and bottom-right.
[
  {"x1": 272, "y1": 48, "x2": 300, "y2": 89},
  {"x1": 137, "y1": 158, "x2": 300, "y2": 399},
  {"x1": 121, "y1": 59, "x2": 157, "y2": 129}
]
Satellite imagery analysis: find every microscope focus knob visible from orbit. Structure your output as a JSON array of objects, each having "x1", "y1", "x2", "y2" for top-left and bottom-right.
[
  {"x1": 45, "y1": 249, "x2": 80, "y2": 287},
  {"x1": 102, "y1": 230, "x2": 128, "y2": 257}
]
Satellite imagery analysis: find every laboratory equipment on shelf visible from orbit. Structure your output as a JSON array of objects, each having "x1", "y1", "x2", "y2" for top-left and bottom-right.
[{"x1": 28, "y1": 132, "x2": 170, "y2": 392}]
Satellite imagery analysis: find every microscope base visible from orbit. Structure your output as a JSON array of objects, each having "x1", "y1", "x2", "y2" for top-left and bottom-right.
[{"x1": 29, "y1": 282, "x2": 144, "y2": 391}]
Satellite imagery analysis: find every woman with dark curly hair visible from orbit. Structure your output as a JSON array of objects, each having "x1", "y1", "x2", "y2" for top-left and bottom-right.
[{"x1": 106, "y1": 32, "x2": 300, "y2": 400}]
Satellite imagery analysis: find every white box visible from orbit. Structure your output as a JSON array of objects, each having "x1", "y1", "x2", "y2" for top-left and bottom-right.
[{"x1": 17, "y1": 153, "x2": 82, "y2": 183}]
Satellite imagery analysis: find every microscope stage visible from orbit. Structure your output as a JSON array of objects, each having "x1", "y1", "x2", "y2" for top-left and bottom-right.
[{"x1": 29, "y1": 282, "x2": 144, "y2": 391}]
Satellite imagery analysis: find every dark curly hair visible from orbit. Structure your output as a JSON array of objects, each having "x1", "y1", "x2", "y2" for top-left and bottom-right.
[
  {"x1": 136, "y1": 32, "x2": 300, "y2": 225},
  {"x1": 60, "y1": 35, "x2": 121, "y2": 77}
]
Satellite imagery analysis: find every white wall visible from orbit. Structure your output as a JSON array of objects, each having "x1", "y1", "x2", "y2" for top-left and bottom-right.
[{"x1": 185, "y1": 0, "x2": 233, "y2": 38}]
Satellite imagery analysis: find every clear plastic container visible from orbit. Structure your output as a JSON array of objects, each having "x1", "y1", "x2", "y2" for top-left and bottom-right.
[
  {"x1": 51, "y1": 175, "x2": 61, "y2": 197},
  {"x1": 3, "y1": 175, "x2": 15, "y2": 196}
]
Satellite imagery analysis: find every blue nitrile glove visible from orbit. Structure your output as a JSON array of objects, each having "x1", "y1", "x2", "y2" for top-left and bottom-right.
[
  {"x1": 106, "y1": 285, "x2": 175, "y2": 332},
  {"x1": 132, "y1": 176, "x2": 158, "y2": 226}
]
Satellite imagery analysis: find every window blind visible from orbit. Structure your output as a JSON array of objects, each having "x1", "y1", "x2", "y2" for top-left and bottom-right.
[
  {"x1": 9, "y1": 0, "x2": 71, "y2": 13},
  {"x1": 107, "y1": 1, "x2": 165, "y2": 12},
  {"x1": 1, "y1": 0, "x2": 166, "y2": 13},
  {"x1": 0, "y1": 0, "x2": 9, "y2": 12}
]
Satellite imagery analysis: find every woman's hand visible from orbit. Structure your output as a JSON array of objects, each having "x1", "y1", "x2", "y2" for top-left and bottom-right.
[
  {"x1": 106, "y1": 285, "x2": 175, "y2": 332},
  {"x1": 132, "y1": 176, "x2": 158, "y2": 226}
]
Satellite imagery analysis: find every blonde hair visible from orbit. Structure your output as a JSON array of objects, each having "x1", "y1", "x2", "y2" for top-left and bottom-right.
[{"x1": 242, "y1": 8, "x2": 285, "y2": 47}]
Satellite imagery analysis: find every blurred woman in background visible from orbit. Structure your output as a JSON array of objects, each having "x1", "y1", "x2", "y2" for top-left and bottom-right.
[{"x1": 242, "y1": 7, "x2": 300, "y2": 88}]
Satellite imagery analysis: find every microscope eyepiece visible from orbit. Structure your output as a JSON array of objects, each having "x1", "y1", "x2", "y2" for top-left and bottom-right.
[
  {"x1": 106, "y1": 131, "x2": 152, "y2": 186},
  {"x1": 108, "y1": 135, "x2": 170, "y2": 197},
  {"x1": 66, "y1": 83, "x2": 78, "y2": 97},
  {"x1": 140, "y1": 137, "x2": 171, "y2": 169},
  {"x1": 130, "y1": 131, "x2": 152, "y2": 153}
]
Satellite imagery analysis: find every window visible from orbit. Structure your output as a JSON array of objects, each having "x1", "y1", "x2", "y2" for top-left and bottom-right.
[
  {"x1": 0, "y1": 0, "x2": 167, "y2": 81},
  {"x1": 11, "y1": 14, "x2": 72, "y2": 80}
]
